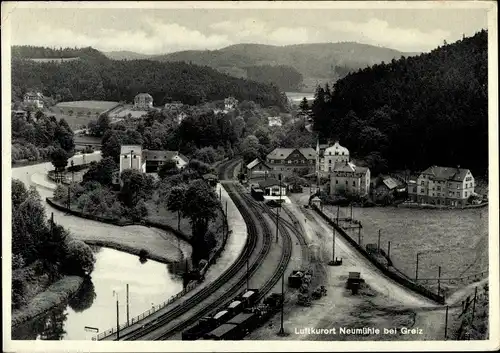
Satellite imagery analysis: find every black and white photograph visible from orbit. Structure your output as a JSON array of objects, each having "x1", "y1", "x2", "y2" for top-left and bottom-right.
[{"x1": 2, "y1": 1, "x2": 498, "y2": 351}]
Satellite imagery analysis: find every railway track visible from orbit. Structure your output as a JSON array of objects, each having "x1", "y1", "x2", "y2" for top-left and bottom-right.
[
  {"x1": 121, "y1": 159, "x2": 293, "y2": 341},
  {"x1": 155, "y1": 181, "x2": 292, "y2": 340}
]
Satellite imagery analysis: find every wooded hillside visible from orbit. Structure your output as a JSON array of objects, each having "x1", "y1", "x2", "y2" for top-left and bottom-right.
[
  {"x1": 312, "y1": 30, "x2": 488, "y2": 176},
  {"x1": 11, "y1": 47, "x2": 288, "y2": 109}
]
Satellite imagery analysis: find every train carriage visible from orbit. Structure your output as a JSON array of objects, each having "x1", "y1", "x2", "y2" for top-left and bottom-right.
[
  {"x1": 204, "y1": 323, "x2": 240, "y2": 340},
  {"x1": 240, "y1": 289, "x2": 259, "y2": 307}
]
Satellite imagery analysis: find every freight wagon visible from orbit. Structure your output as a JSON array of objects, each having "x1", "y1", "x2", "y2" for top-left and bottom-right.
[{"x1": 250, "y1": 187, "x2": 265, "y2": 201}]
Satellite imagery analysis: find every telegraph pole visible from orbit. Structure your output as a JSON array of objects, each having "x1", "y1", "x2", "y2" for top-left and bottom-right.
[
  {"x1": 358, "y1": 226, "x2": 361, "y2": 245},
  {"x1": 116, "y1": 297, "x2": 120, "y2": 340},
  {"x1": 437, "y1": 266, "x2": 442, "y2": 296},
  {"x1": 278, "y1": 272, "x2": 285, "y2": 336},
  {"x1": 378, "y1": 229, "x2": 381, "y2": 252},
  {"x1": 415, "y1": 253, "x2": 421, "y2": 281},
  {"x1": 67, "y1": 187, "x2": 71, "y2": 210},
  {"x1": 126, "y1": 284, "x2": 130, "y2": 326},
  {"x1": 276, "y1": 174, "x2": 282, "y2": 243},
  {"x1": 444, "y1": 305, "x2": 449, "y2": 339},
  {"x1": 387, "y1": 241, "x2": 391, "y2": 259},
  {"x1": 350, "y1": 203, "x2": 353, "y2": 219},
  {"x1": 336, "y1": 204, "x2": 340, "y2": 224}
]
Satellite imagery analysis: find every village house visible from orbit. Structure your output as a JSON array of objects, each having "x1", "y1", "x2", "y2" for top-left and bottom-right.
[
  {"x1": 371, "y1": 175, "x2": 400, "y2": 202},
  {"x1": 134, "y1": 93, "x2": 153, "y2": 110},
  {"x1": 23, "y1": 92, "x2": 44, "y2": 109},
  {"x1": 268, "y1": 116, "x2": 282, "y2": 127},
  {"x1": 258, "y1": 178, "x2": 288, "y2": 197},
  {"x1": 224, "y1": 97, "x2": 238, "y2": 111},
  {"x1": 407, "y1": 165, "x2": 475, "y2": 207},
  {"x1": 330, "y1": 161, "x2": 371, "y2": 196},
  {"x1": 246, "y1": 158, "x2": 271, "y2": 180},
  {"x1": 164, "y1": 101, "x2": 183, "y2": 110},
  {"x1": 266, "y1": 148, "x2": 316, "y2": 179},
  {"x1": 118, "y1": 145, "x2": 188, "y2": 175},
  {"x1": 320, "y1": 141, "x2": 350, "y2": 172}
]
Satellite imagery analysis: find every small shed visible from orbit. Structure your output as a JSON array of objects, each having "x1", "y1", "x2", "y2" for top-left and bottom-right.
[
  {"x1": 246, "y1": 158, "x2": 271, "y2": 180},
  {"x1": 311, "y1": 196, "x2": 321, "y2": 208},
  {"x1": 258, "y1": 178, "x2": 288, "y2": 197}
]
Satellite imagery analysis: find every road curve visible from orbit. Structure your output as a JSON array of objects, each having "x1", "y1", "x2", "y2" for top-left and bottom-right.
[{"x1": 11, "y1": 152, "x2": 191, "y2": 263}]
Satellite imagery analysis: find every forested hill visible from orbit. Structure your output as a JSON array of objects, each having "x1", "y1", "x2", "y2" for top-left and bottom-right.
[
  {"x1": 11, "y1": 48, "x2": 288, "y2": 109},
  {"x1": 150, "y1": 42, "x2": 417, "y2": 91},
  {"x1": 312, "y1": 30, "x2": 488, "y2": 176},
  {"x1": 11, "y1": 45, "x2": 108, "y2": 62}
]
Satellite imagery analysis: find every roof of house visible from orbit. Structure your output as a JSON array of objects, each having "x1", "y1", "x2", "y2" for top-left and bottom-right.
[
  {"x1": 135, "y1": 93, "x2": 153, "y2": 99},
  {"x1": 143, "y1": 150, "x2": 176, "y2": 160},
  {"x1": 258, "y1": 178, "x2": 288, "y2": 189},
  {"x1": 247, "y1": 158, "x2": 270, "y2": 170},
  {"x1": 120, "y1": 145, "x2": 142, "y2": 155},
  {"x1": 421, "y1": 165, "x2": 470, "y2": 181},
  {"x1": 266, "y1": 148, "x2": 316, "y2": 160},
  {"x1": 333, "y1": 162, "x2": 369, "y2": 175},
  {"x1": 324, "y1": 141, "x2": 349, "y2": 156},
  {"x1": 382, "y1": 177, "x2": 399, "y2": 190}
]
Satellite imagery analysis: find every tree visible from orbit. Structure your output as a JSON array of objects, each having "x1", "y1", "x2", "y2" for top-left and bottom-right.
[
  {"x1": 239, "y1": 135, "x2": 262, "y2": 164},
  {"x1": 299, "y1": 97, "x2": 309, "y2": 112},
  {"x1": 158, "y1": 160, "x2": 179, "y2": 179},
  {"x1": 101, "y1": 134, "x2": 122, "y2": 162},
  {"x1": 94, "y1": 114, "x2": 111, "y2": 137},
  {"x1": 182, "y1": 180, "x2": 220, "y2": 263},
  {"x1": 131, "y1": 200, "x2": 149, "y2": 222},
  {"x1": 166, "y1": 185, "x2": 187, "y2": 231},
  {"x1": 119, "y1": 169, "x2": 146, "y2": 208},
  {"x1": 82, "y1": 157, "x2": 118, "y2": 186},
  {"x1": 68, "y1": 278, "x2": 96, "y2": 312},
  {"x1": 12, "y1": 179, "x2": 28, "y2": 210},
  {"x1": 50, "y1": 148, "x2": 69, "y2": 182},
  {"x1": 64, "y1": 240, "x2": 96, "y2": 276}
]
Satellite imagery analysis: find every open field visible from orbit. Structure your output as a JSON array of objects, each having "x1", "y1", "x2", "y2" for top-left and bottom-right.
[
  {"x1": 48, "y1": 111, "x2": 96, "y2": 131},
  {"x1": 49, "y1": 101, "x2": 119, "y2": 130},
  {"x1": 56, "y1": 101, "x2": 119, "y2": 110},
  {"x1": 108, "y1": 105, "x2": 149, "y2": 119},
  {"x1": 322, "y1": 204, "x2": 488, "y2": 287}
]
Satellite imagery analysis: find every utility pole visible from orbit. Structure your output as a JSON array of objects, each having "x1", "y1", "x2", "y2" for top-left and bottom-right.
[
  {"x1": 358, "y1": 225, "x2": 361, "y2": 245},
  {"x1": 471, "y1": 286, "x2": 478, "y2": 324},
  {"x1": 67, "y1": 187, "x2": 71, "y2": 210},
  {"x1": 415, "y1": 253, "x2": 421, "y2": 281},
  {"x1": 126, "y1": 284, "x2": 130, "y2": 326},
  {"x1": 437, "y1": 266, "x2": 442, "y2": 296},
  {"x1": 350, "y1": 203, "x2": 353, "y2": 219},
  {"x1": 387, "y1": 241, "x2": 391, "y2": 259},
  {"x1": 332, "y1": 223, "x2": 336, "y2": 264},
  {"x1": 444, "y1": 305, "x2": 449, "y2": 339},
  {"x1": 276, "y1": 174, "x2": 282, "y2": 243},
  {"x1": 116, "y1": 297, "x2": 120, "y2": 340},
  {"x1": 336, "y1": 204, "x2": 340, "y2": 224},
  {"x1": 71, "y1": 160, "x2": 75, "y2": 183},
  {"x1": 378, "y1": 229, "x2": 381, "y2": 252},
  {"x1": 219, "y1": 187, "x2": 222, "y2": 201},
  {"x1": 246, "y1": 249, "x2": 249, "y2": 290},
  {"x1": 279, "y1": 272, "x2": 285, "y2": 336}
]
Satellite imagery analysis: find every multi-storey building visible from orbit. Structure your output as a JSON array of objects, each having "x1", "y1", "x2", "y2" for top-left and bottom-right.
[
  {"x1": 321, "y1": 141, "x2": 350, "y2": 172},
  {"x1": 23, "y1": 92, "x2": 44, "y2": 109},
  {"x1": 266, "y1": 148, "x2": 316, "y2": 178},
  {"x1": 134, "y1": 93, "x2": 153, "y2": 110},
  {"x1": 330, "y1": 162, "x2": 370, "y2": 196},
  {"x1": 407, "y1": 166, "x2": 475, "y2": 207},
  {"x1": 119, "y1": 145, "x2": 146, "y2": 174}
]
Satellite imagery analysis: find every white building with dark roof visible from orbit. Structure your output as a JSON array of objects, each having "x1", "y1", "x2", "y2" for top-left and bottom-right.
[
  {"x1": 407, "y1": 165, "x2": 475, "y2": 206},
  {"x1": 134, "y1": 93, "x2": 153, "y2": 110},
  {"x1": 246, "y1": 158, "x2": 271, "y2": 179},
  {"x1": 119, "y1": 145, "x2": 146, "y2": 174},
  {"x1": 330, "y1": 161, "x2": 371, "y2": 196},
  {"x1": 23, "y1": 91, "x2": 44, "y2": 109}
]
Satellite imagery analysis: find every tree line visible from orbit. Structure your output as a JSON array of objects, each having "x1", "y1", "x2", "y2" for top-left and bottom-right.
[
  {"x1": 245, "y1": 64, "x2": 304, "y2": 91},
  {"x1": 12, "y1": 180, "x2": 96, "y2": 309},
  {"x1": 11, "y1": 47, "x2": 288, "y2": 109},
  {"x1": 312, "y1": 30, "x2": 488, "y2": 176}
]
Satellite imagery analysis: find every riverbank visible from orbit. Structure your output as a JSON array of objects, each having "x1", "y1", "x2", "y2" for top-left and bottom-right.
[
  {"x1": 46, "y1": 197, "x2": 191, "y2": 262},
  {"x1": 12, "y1": 276, "x2": 84, "y2": 328}
]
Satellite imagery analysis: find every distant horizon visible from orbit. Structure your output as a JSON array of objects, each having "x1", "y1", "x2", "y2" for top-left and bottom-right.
[{"x1": 12, "y1": 36, "x2": 463, "y2": 57}]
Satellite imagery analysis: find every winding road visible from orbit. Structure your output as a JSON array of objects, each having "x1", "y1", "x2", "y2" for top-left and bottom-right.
[{"x1": 11, "y1": 152, "x2": 190, "y2": 263}]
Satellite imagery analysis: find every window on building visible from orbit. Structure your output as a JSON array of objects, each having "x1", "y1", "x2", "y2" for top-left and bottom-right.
[
  {"x1": 345, "y1": 180, "x2": 348, "y2": 185},
  {"x1": 465, "y1": 192, "x2": 468, "y2": 197},
  {"x1": 124, "y1": 155, "x2": 128, "y2": 159},
  {"x1": 352, "y1": 181, "x2": 356, "y2": 186},
  {"x1": 336, "y1": 180, "x2": 338, "y2": 184},
  {"x1": 437, "y1": 186, "x2": 441, "y2": 191},
  {"x1": 421, "y1": 181, "x2": 424, "y2": 186}
]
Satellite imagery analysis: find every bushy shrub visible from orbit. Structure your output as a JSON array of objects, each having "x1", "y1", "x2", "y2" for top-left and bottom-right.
[{"x1": 63, "y1": 240, "x2": 96, "y2": 276}]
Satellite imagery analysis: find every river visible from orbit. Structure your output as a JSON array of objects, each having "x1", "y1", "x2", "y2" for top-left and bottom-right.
[{"x1": 12, "y1": 246, "x2": 184, "y2": 340}]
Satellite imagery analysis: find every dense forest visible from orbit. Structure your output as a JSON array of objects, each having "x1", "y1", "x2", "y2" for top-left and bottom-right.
[
  {"x1": 11, "y1": 46, "x2": 288, "y2": 109},
  {"x1": 245, "y1": 65, "x2": 303, "y2": 91},
  {"x1": 11, "y1": 45, "x2": 108, "y2": 61},
  {"x1": 312, "y1": 30, "x2": 488, "y2": 176}
]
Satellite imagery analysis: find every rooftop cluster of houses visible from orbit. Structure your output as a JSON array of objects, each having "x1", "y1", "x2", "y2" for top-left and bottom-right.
[
  {"x1": 114, "y1": 144, "x2": 189, "y2": 185},
  {"x1": 245, "y1": 140, "x2": 476, "y2": 206}
]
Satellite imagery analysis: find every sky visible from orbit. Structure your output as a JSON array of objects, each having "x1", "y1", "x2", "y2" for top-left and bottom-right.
[{"x1": 5, "y1": 2, "x2": 491, "y2": 55}]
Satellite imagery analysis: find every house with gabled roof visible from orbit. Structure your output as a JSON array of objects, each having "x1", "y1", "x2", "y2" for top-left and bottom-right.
[
  {"x1": 266, "y1": 147, "x2": 316, "y2": 178},
  {"x1": 246, "y1": 158, "x2": 271, "y2": 180},
  {"x1": 330, "y1": 161, "x2": 371, "y2": 196},
  {"x1": 407, "y1": 165, "x2": 475, "y2": 207}
]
